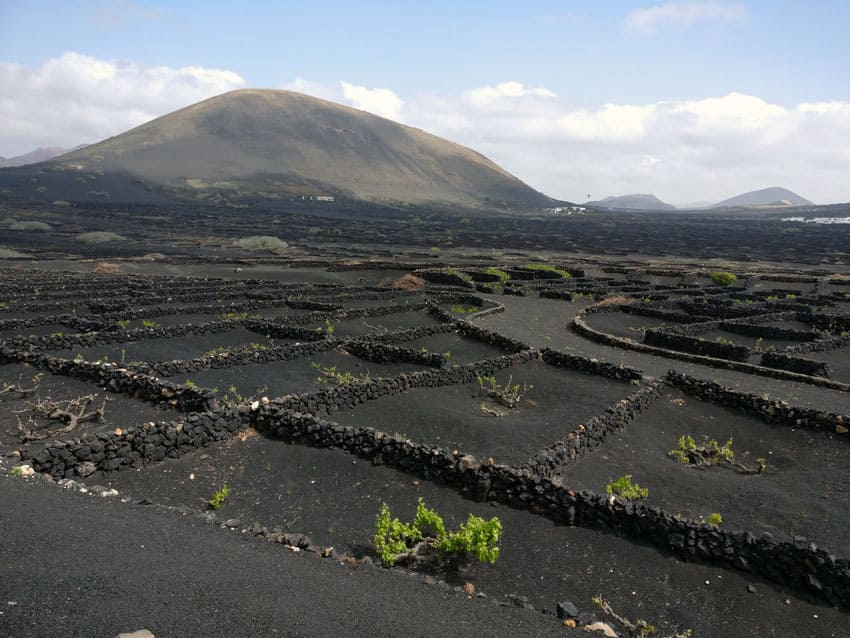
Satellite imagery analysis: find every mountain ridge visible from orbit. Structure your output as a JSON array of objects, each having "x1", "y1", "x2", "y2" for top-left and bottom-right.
[
  {"x1": 0, "y1": 89, "x2": 554, "y2": 211},
  {"x1": 585, "y1": 193, "x2": 676, "y2": 211},
  {"x1": 0, "y1": 145, "x2": 87, "y2": 168},
  {"x1": 712, "y1": 187, "x2": 813, "y2": 208}
]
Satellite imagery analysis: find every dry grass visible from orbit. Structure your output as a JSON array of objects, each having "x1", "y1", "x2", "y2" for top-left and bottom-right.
[
  {"x1": 596, "y1": 295, "x2": 638, "y2": 307},
  {"x1": 94, "y1": 262, "x2": 121, "y2": 274},
  {"x1": 141, "y1": 252, "x2": 167, "y2": 262},
  {"x1": 385, "y1": 273, "x2": 426, "y2": 290}
]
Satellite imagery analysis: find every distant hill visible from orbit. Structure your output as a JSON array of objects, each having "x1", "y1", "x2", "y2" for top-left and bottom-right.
[
  {"x1": 0, "y1": 89, "x2": 554, "y2": 211},
  {"x1": 713, "y1": 187, "x2": 814, "y2": 208},
  {"x1": 585, "y1": 194, "x2": 676, "y2": 211},
  {"x1": 0, "y1": 145, "x2": 86, "y2": 168}
]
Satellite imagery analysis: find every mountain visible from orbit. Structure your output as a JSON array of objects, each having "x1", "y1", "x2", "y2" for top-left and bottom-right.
[
  {"x1": 585, "y1": 194, "x2": 676, "y2": 211},
  {"x1": 0, "y1": 89, "x2": 554, "y2": 210},
  {"x1": 713, "y1": 187, "x2": 814, "y2": 208},
  {"x1": 0, "y1": 145, "x2": 86, "y2": 168}
]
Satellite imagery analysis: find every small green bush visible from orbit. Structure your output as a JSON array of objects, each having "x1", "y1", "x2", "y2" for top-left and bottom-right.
[
  {"x1": 374, "y1": 498, "x2": 502, "y2": 567},
  {"x1": 450, "y1": 304, "x2": 478, "y2": 314},
  {"x1": 477, "y1": 374, "x2": 531, "y2": 409},
  {"x1": 444, "y1": 268, "x2": 473, "y2": 285},
  {"x1": 710, "y1": 271, "x2": 737, "y2": 286},
  {"x1": 605, "y1": 474, "x2": 649, "y2": 501},
  {"x1": 483, "y1": 267, "x2": 510, "y2": 285},
  {"x1": 700, "y1": 513, "x2": 723, "y2": 527},
  {"x1": 523, "y1": 263, "x2": 572, "y2": 279},
  {"x1": 76, "y1": 231, "x2": 126, "y2": 244},
  {"x1": 208, "y1": 484, "x2": 230, "y2": 510},
  {"x1": 670, "y1": 435, "x2": 765, "y2": 473}
]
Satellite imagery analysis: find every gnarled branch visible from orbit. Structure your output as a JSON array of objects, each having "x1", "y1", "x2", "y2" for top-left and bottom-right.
[{"x1": 12, "y1": 394, "x2": 107, "y2": 442}]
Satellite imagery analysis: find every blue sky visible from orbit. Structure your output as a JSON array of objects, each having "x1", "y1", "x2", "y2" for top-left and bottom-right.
[{"x1": 1, "y1": 1, "x2": 849, "y2": 204}]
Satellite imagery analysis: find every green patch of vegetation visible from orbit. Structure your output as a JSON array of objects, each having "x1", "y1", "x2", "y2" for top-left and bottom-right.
[
  {"x1": 572, "y1": 291, "x2": 595, "y2": 301},
  {"x1": 218, "y1": 384, "x2": 268, "y2": 407},
  {"x1": 522, "y1": 263, "x2": 572, "y2": 278},
  {"x1": 10, "y1": 466, "x2": 28, "y2": 477},
  {"x1": 450, "y1": 304, "x2": 478, "y2": 314},
  {"x1": 312, "y1": 363, "x2": 369, "y2": 385},
  {"x1": 714, "y1": 335, "x2": 734, "y2": 345},
  {"x1": 184, "y1": 379, "x2": 197, "y2": 389},
  {"x1": 76, "y1": 231, "x2": 126, "y2": 245},
  {"x1": 605, "y1": 474, "x2": 649, "y2": 501},
  {"x1": 116, "y1": 319, "x2": 131, "y2": 329},
  {"x1": 483, "y1": 267, "x2": 510, "y2": 284},
  {"x1": 233, "y1": 235, "x2": 288, "y2": 251},
  {"x1": 208, "y1": 484, "x2": 230, "y2": 510},
  {"x1": 710, "y1": 271, "x2": 737, "y2": 287},
  {"x1": 476, "y1": 374, "x2": 531, "y2": 409},
  {"x1": 140, "y1": 319, "x2": 160, "y2": 329},
  {"x1": 374, "y1": 498, "x2": 502, "y2": 567},
  {"x1": 314, "y1": 318, "x2": 335, "y2": 335},
  {"x1": 669, "y1": 435, "x2": 765, "y2": 474},
  {"x1": 221, "y1": 311, "x2": 249, "y2": 320},
  {"x1": 700, "y1": 513, "x2": 723, "y2": 527},
  {"x1": 444, "y1": 268, "x2": 473, "y2": 284}
]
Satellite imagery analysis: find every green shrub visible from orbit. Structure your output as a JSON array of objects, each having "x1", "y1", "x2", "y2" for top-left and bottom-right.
[
  {"x1": 605, "y1": 474, "x2": 648, "y2": 501},
  {"x1": 670, "y1": 435, "x2": 765, "y2": 474},
  {"x1": 312, "y1": 363, "x2": 368, "y2": 385},
  {"x1": 483, "y1": 267, "x2": 510, "y2": 285},
  {"x1": 374, "y1": 498, "x2": 501, "y2": 567},
  {"x1": 450, "y1": 304, "x2": 478, "y2": 314},
  {"x1": 700, "y1": 513, "x2": 723, "y2": 527},
  {"x1": 233, "y1": 235, "x2": 288, "y2": 251},
  {"x1": 208, "y1": 484, "x2": 230, "y2": 510},
  {"x1": 477, "y1": 374, "x2": 531, "y2": 409},
  {"x1": 445, "y1": 269, "x2": 473, "y2": 285},
  {"x1": 523, "y1": 263, "x2": 572, "y2": 279},
  {"x1": 314, "y1": 318, "x2": 335, "y2": 335},
  {"x1": 710, "y1": 271, "x2": 737, "y2": 286}
]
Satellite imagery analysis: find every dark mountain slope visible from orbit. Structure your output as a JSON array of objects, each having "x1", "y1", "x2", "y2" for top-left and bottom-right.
[{"x1": 0, "y1": 89, "x2": 554, "y2": 211}]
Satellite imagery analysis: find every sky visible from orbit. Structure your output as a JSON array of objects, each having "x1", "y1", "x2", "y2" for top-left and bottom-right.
[{"x1": 1, "y1": 0, "x2": 848, "y2": 205}]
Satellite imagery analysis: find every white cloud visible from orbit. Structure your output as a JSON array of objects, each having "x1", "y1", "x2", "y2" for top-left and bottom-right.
[
  {"x1": 2, "y1": 55, "x2": 847, "y2": 204},
  {"x1": 398, "y1": 87, "x2": 850, "y2": 205},
  {"x1": 0, "y1": 51, "x2": 244, "y2": 156},
  {"x1": 465, "y1": 81, "x2": 557, "y2": 108},
  {"x1": 557, "y1": 104, "x2": 657, "y2": 141},
  {"x1": 624, "y1": 2, "x2": 748, "y2": 34},
  {"x1": 339, "y1": 81, "x2": 404, "y2": 121}
]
